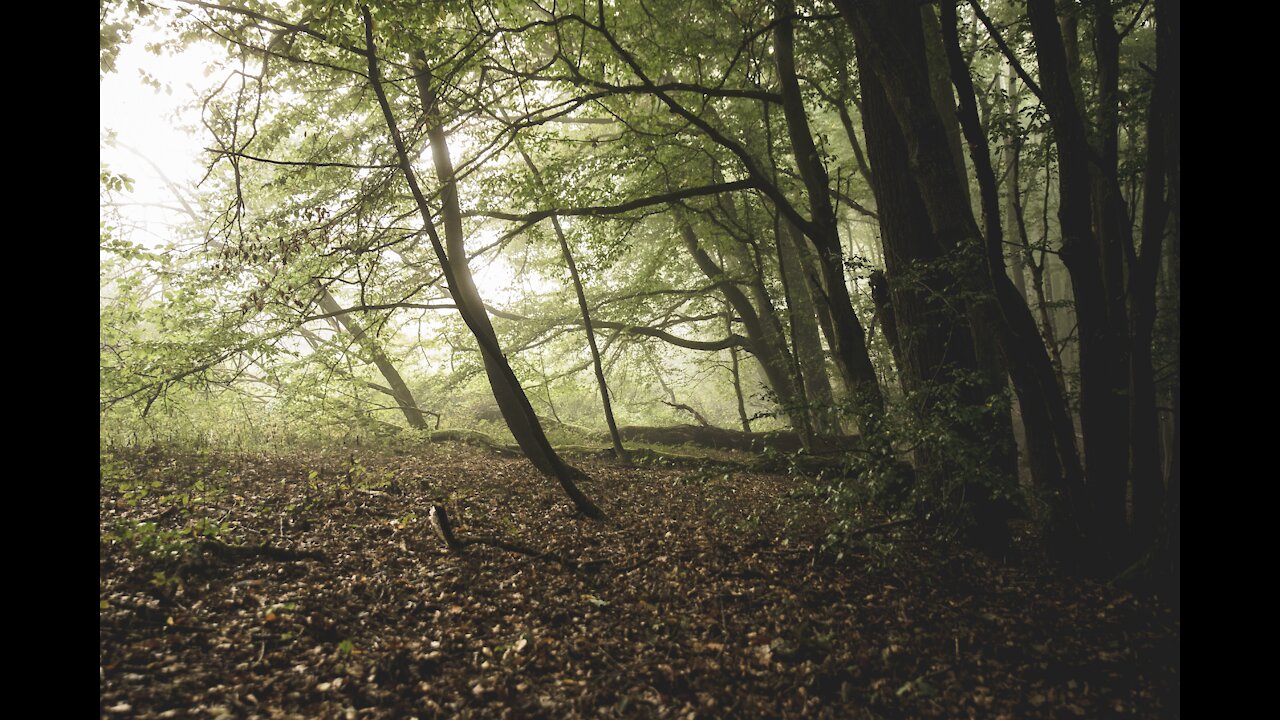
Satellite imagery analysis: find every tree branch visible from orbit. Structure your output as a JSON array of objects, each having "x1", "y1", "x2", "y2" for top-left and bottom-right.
[
  {"x1": 206, "y1": 148, "x2": 397, "y2": 170},
  {"x1": 966, "y1": 0, "x2": 1045, "y2": 103},
  {"x1": 463, "y1": 179, "x2": 757, "y2": 222}
]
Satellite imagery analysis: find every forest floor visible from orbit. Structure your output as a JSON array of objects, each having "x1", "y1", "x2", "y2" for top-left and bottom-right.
[{"x1": 100, "y1": 443, "x2": 1179, "y2": 719}]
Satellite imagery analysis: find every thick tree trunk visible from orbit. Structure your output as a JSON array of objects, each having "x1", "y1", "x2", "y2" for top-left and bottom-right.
[
  {"x1": 1155, "y1": 0, "x2": 1180, "y2": 602},
  {"x1": 920, "y1": 4, "x2": 971, "y2": 210},
  {"x1": 847, "y1": 1, "x2": 1016, "y2": 552},
  {"x1": 1027, "y1": 0, "x2": 1131, "y2": 563},
  {"x1": 1059, "y1": 3, "x2": 1082, "y2": 97},
  {"x1": 932, "y1": 0, "x2": 1018, "y2": 489},
  {"x1": 841, "y1": 0, "x2": 1095, "y2": 555},
  {"x1": 857, "y1": 57, "x2": 970, "y2": 400},
  {"x1": 1091, "y1": 0, "x2": 1135, "y2": 548}
]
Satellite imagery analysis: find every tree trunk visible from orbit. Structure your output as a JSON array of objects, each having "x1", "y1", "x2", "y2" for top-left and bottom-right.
[
  {"x1": 314, "y1": 289, "x2": 428, "y2": 430},
  {"x1": 857, "y1": 55, "x2": 970, "y2": 400},
  {"x1": 517, "y1": 148, "x2": 629, "y2": 464},
  {"x1": 1003, "y1": 64, "x2": 1029, "y2": 301},
  {"x1": 1155, "y1": 0, "x2": 1180, "y2": 602},
  {"x1": 779, "y1": 219, "x2": 840, "y2": 436},
  {"x1": 727, "y1": 309, "x2": 753, "y2": 433},
  {"x1": 1010, "y1": 155, "x2": 1070, "y2": 396},
  {"x1": 840, "y1": 0, "x2": 1092, "y2": 556},
  {"x1": 920, "y1": 3, "x2": 971, "y2": 210},
  {"x1": 728, "y1": 230, "x2": 813, "y2": 441},
  {"x1": 676, "y1": 213, "x2": 807, "y2": 433},
  {"x1": 1059, "y1": 2, "x2": 1082, "y2": 98},
  {"x1": 932, "y1": 0, "x2": 1018, "y2": 489},
  {"x1": 848, "y1": 1, "x2": 1017, "y2": 552},
  {"x1": 1091, "y1": 0, "x2": 1135, "y2": 549},
  {"x1": 766, "y1": 216, "x2": 817, "y2": 445},
  {"x1": 407, "y1": 52, "x2": 602, "y2": 517},
  {"x1": 1027, "y1": 0, "x2": 1131, "y2": 563},
  {"x1": 774, "y1": 2, "x2": 886, "y2": 438},
  {"x1": 361, "y1": 13, "x2": 602, "y2": 519},
  {"x1": 1128, "y1": 77, "x2": 1167, "y2": 550},
  {"x1": 867, "y1": 269, "x2": 903, "y2": 385}
]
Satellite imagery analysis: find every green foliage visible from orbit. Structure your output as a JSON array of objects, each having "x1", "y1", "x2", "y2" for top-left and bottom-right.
[
  {"x1": 675, "y1": 465, "x2": 729, "y2": 486},
  {"x1": 807, "y1": 370, "x2": 1020, "y2": 558},
  {"x1": 99, "y1": 0, "x2": 815, "y2": 443},
  {"x1": 100, "y1": 166, "x2": 134, "y2": 195},
  {"x1": 101, "y1": 449, "x2": 232, "y2": 561},
  {"x1": 108, "y1": 517, "x2": 228, "y2": 559}
]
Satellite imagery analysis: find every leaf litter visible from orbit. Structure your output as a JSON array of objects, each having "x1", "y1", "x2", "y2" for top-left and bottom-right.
[{"x1": 101, "y1": 444, "x2": 1179, "y2": 718}]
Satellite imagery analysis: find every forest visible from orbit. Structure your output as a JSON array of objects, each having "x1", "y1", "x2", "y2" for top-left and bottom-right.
[{"x1": 100, "y1": 0, "x2": 1180, "y2": 717}]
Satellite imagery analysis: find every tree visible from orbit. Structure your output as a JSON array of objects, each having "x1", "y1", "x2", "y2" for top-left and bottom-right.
[{"x1": 361, "y1": 11, "x2": 602, "y2": 518}]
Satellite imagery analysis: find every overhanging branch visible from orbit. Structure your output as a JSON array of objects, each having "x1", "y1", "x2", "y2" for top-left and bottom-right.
[{"x1": 464, "y1": 179, "x2": 758, "y2": 223}]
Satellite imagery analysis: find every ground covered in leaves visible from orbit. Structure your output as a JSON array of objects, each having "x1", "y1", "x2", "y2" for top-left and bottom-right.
[{"x1": 101, "y1": 444, "x2": 1179, "y2": 719}]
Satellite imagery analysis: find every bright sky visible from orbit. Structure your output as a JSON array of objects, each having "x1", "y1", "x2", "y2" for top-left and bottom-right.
[{"x1": 101, "y1": 20, "x2": 225, "y2": 246}]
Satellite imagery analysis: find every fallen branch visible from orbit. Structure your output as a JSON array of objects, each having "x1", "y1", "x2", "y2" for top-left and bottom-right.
[
  {"x1": 426, "y1": 429, "x2": 522, "y2": 456},
  {"x1": 197, "y1": 539, "x2": 326, "y2": 562},
  {"x1": 428, "y1": 504, "x2": 582, "y2": 569}
]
